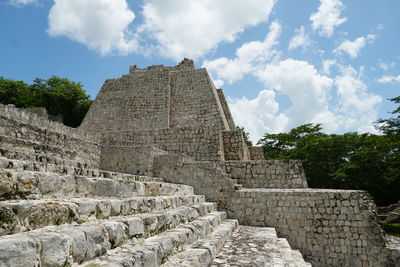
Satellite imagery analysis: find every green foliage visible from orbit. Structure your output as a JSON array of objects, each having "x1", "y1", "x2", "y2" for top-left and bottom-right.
[
  {"x1": 376, "y1": 96, "x2": 400, "y2": 135},
  {"x1": 258, "y1": 122, "x2": 400, "y2": 206},
  {"x1": 0, "y1": 76, "x2": 92, "y2": 127},
  {"x1": 0, "y1": 77, "x2": 35, "y2": 108},
  {"x1": 237, "y1": 126, "x2": 253, "y2": 146},
  {"x1": 383, "y1": 223, "x2": 400, "y2": 237}
]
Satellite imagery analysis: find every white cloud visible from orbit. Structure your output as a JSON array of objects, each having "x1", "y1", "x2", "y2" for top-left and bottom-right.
[
  {"x1": 334, "y1": 66, "x2": 382, "y2": 132},
  {"x1": 378, "y1": 60, "x2": 395, "y2": 71},
  {"x1": 226, "y1": 59, "x2": 382, "y2": 141},
  {"x1": 141, "y1": 0, "x2": 276, "y2": 60},
  {"x1": 288, "y1": 26, "x2": 311, "y2": 50},
  {"x1": 310, "y1": 0, "x2": 347, "y2": 37},
  {"x1": 228, "y1": 90, "x2": 288, "y2": 143},
  {"x1": 203, "y1": 21, "x2": 281, "y2": 84},
  {"x1": 8, "y1": 0, "x2": 37, "y2": 7},
  {"x1": 47, "y1": 0, "x2": 137, "y2": 55},
  {"x1": 377, "y1": 75, "x2": 400, "y2": 84},
  {"x1": 334, "y1": 34, "x2": 376, "y2": 58},
  {"x1": 257, "y1": 59, "x2": 334, "y2": 131},
  {"x1": 322, "y1": 59, "x2": 336, "y2": 75}
]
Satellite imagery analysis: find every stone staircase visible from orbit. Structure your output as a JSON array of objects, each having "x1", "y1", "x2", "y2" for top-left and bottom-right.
[
  {"x1": 0, "y1": 120, "x2": 309, "y2": 267},
  {"x1": 0, "y1": 155, "x2": 309, "y2": 266},
  {"x1": 1, "y1": 161, "x2": 310, "y2": 263}
]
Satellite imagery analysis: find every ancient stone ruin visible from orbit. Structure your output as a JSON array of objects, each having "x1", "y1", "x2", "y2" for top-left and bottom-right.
[{"x1": 0, "y1": 59, "x2": 398, "y2": 266}]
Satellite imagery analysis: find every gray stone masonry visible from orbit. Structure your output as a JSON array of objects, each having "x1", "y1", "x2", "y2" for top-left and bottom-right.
[
  {"x1": 1, "y1": 59, "x2": 399, "y2": 266},
  {"x1": 100, "y1": 145, "x2": 167, "y2": 176},
  {"x1": 0, "y1": 104, "x2": 101, "y2": 169},
  {"x1": 222, "y1": 160, "x2": 308, "y2": 188},
  {"x1": 153, "y1": 154, "x2": 391, "y2": 266},
  {"x1": 211, "y1": 226, "x2": 310, "y2": 266},
  {"x1": 222, "y1": 130, "x2": 251, "y2": 161},
  {"x1": 80, "y1": 58, "x2": 230, "y2": 133},
  {"x1": 101, "y1": 126, "x2": 225, "y2": 162},
  {"x1": 216, "y1": 89, "x2": 236, "y2": 131}
]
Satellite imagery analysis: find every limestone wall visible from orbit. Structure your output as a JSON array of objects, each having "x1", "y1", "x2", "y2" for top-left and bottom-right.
[
  {"x1": 169, "y1": 68, "x2": 230, "y2": 130},
  {"x1": 100, "y1": 145, "x2": 167, "y2": 176},
  {"x1": 81, "y1": 60, "x2": 230, "y2": 134},
  {"x1": 101, "y1": 126, "x2": 224, "y2": 161},
  {"x1": 248, "y1": 146, "x2": 264, "y2": 160},
  {"x1": 0, "y1": 104, "x2": 101, "y2": 168},
  {"x1": 153, "y1": 156, "x2": 389, "y2": 266},
  {"x1": 222, "y1": 130, "x2": 250, "y2": 160},
  {"x1": 222, "y1": 160, "x2": 308, "y2": 188},
  {"x1": 80, "y1": 69, "x2": 171, "y2": 132},
  {"x1": 216, "y1": 89, "x2": 235, "y2": 130},
  {"x1": 227, "y1": 189, "x2": 388, "y2": 266},
  {"x1": 153, "y1": 154, "x2": 238, "y2": 207}
]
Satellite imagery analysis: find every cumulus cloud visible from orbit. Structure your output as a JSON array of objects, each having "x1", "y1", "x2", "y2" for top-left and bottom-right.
[
  {"x1": 203, "y1": 21, "x2": 281, "y2": 84},
  {"x1": 141, "y1": 0, "x2": 276, "y2": 60},
  {"x1": 334, "y1": 34, "x2": 376, "y2": 58},
  {"x1": 334, "y1": 66, "x2": 382, "y2": 132},
  {"x1": 310, "y1": 0, "x2": 347, "y2": 37},
  {"x1": 45, "y1": 0, "x2": 276, "y2": 58},
  {"x1": 288, "y1": 26, "x2": 311, "y2": 50},
  {"x1": 322, "y1": 59, "x2": 336, "y2": 75},
  {"x1": 226, "y1": 59, "x2": 382, "y2": 141},
  {"x1": 47, "y1": 0, "x2": 137, "y2": 55},
  {"x1": 257, "y1": 59, "x2": 334, "y2": 131},
  {"x1": 378, "y1": 60, "x2": 395, "y2": 71},
  {"x1": 228, "y1": 90, "x2": 288, "y2": 143},
  {"x1": 377, "y1": 75, "x2": 400, "y2": 84},
  {"x1": 8, "y1": 0, "x2": 37, "y2": 7}
]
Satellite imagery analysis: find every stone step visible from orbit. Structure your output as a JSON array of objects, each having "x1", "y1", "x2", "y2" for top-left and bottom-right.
[
  {"x1": 276, "y1": 238, "x2": 311, "y2": 267},
  {"x1": 162, "y1": 220, "x2": 238, "y2": 267},
  {"x1": 78, "y1": 212, "x2": 230, "y2": 267},
  {"x1": 0, "y1": 195, "x2": 209, "y2": 235},
  {"x1": 0, "y1": 134, "x2": 98, "y2": 168},
  {"x1": 209, "y1": 226, "x2": 311, "y2": 267},
  {"x1": 0, "y1": 156, "x2": 164, "y2": 182},
  {"x1": 0, "y1": 169, "x2": 193, "y2": 201},
  {"x1": 0, "y1": 205, "x2": 221, "y2": 266}
]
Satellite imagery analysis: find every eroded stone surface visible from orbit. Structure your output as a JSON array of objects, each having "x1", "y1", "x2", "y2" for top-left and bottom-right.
[
  {"x1": 0, "y1": 59, "x2": 397, "y2": 266},
  {"x1": 211, "y1": 226, "x2": 310, "y2": 267}
]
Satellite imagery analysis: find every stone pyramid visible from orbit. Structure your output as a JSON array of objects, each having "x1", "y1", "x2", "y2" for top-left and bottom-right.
[{"x1": 0, "y1": 59, "x2": 398, "y2": 266}]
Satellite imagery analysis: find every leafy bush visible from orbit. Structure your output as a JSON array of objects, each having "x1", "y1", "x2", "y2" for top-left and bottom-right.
[
  {"x1": 257, "y1": 97, "x2": 400, "y2": 206},
  {"x1": 0, "y1": 76, "x2": 93, "y2": 127}
]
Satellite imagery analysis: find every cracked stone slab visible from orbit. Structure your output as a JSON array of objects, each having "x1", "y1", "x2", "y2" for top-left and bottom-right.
[{"x1": 210, "y1": 226, "x2": 310, "y2": 267}]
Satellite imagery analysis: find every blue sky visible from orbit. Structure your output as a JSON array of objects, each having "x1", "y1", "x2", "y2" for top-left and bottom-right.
[{"x1": 1, "y1": 0, "x2": 399, "y2": 142}]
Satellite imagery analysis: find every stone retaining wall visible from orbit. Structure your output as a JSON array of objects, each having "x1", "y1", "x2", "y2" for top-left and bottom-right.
[
  {"x1": 101, "y1": 126, "x2": 224, "y2": 161},
  {"x1": 153, "y1": 155, "x2": 389, "y2": 266},
  {"x1": 222, "y1": 160, "x2": 308, "y2": 188},
  {"x1": 222, "y1": 130, "x2": 250, "y2": 161},
  {"x1": 248, "y1": 146, "x2": 264, "y2": 160},
  {"x1": 0, "y1": 104, "x2": 101, "y2": 168},
  {"x1": 100, "y1": 145, "x2": 167, "y2": 176},
  {"x1": 227, "y1": 188, "x2": 388, "y2": 266}
]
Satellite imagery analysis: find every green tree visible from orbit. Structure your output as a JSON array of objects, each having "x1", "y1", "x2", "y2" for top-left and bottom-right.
[
  {"x1": 237, "y1": 126, "x2": 253, "y2": 146},
  {"x1": 0, "y1": 76, "x2": 93, "y2": 127},
  {"x1": 30, "y1": 76, "x2": 93, "y2": 127},
  {"x1": 257, "y1": 123, "x2": 323, "y2": 159},
  {"x1": 258, "y1": 123, "x2": 399, "y2": 206},
  {"x1": 376, "y1": 96, "x2": 400, "y2": 135},
  {"x1": 0, "y1": 77, "x2": 35, "y2": 108}
]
